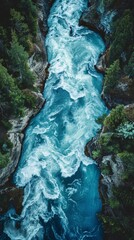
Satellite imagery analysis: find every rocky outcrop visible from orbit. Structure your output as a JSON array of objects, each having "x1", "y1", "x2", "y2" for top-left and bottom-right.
[
  {"x1": 80, "y1": 0, "x2": 116, "y2": 42},
  {"x1": 95, "y1": 52, "x2": 107, "y2": 73},
  {"x1": 100, "y1": 155, "x2": 124, "y2": 197},
  {"x1": 102, "y1": 75, "x2": 134, "y2": 108},
  {"x1": 0, "y1": 93, "x2": 44, "y2": 187},
  {"x1": 85, "y1": 136, "x2": 98, "y2": 157},
  {"x1": 124, "y1": 103, "x2": 134, "y2": 121},
  {"x1": 38, "y1": 0, "x2": 54, "y2": 36},
  {"x1": 0, "y1": 94, "x2": 44, "y2": 213},
  {"x1": 79, "y1": 5, "x2": 105, "y2": 39}
]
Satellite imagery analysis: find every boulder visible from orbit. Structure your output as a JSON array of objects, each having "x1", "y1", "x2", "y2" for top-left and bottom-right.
[
  {"x1": 95, "y1": 53, "x2": 107, "y2": 73},
  {"x1": 102, "y1": 76, "x2": 134, "y2": 108},
  {"x1": 79, "y1": 0, "x2": 116, "y2": 43},
  {"x1": 85, "y1": 137, "x2": 97, "y2": 157}
]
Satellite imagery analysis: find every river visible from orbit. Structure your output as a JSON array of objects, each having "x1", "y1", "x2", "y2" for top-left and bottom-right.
[{"x1": 3, "y1": 0, "x2": 107, "y2": 239}]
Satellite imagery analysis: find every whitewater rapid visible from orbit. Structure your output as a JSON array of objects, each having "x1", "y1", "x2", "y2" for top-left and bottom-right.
[{"x1": 3, "y1": 0, "x2": 107, "y2": 239}]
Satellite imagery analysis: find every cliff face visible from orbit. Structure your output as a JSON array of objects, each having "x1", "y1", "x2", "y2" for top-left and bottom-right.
[
  {"x1": 0, "y1": 0, "x2": 54, "y2": 215},
  {"x1": 82, "y1": 1, "x2": 134, "y2": 239},
  {"x1": 97, "y1": 105, "x2": 134, "y2": 240},
  {"x1": 80, "y1": 0, "x2": 116, "y2": 41},
  {"x1": 38, "y1": 0, "x2": 54, "y2": 36},
  {"x1": 81, "y1": 0, "x2": 134, "y2": 108}
]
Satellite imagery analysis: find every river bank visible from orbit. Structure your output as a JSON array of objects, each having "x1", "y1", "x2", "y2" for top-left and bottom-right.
[
  {"x1": 81, "y1": 1, "x2": 134, "y2": 239},
  {"x1": 0, "y1": 0, "x2": 54, "y2": 215}
]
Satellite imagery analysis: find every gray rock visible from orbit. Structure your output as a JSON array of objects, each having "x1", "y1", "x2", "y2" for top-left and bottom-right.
[
  {"x1": 38, "y1": 0, "x2": 55, "y2": 36},
  {"x1": 80, "y1": 1, "x2": 115, "y2": 38},
  {"x1": 101, "y1": 155, "x2": 124, "y2": 198},
  {"x1": 95, "y1": 53, "x2": 107, "y2": 73},
  {"x1": 0, "y1": 93, "x2": 45, "y2": 186}
]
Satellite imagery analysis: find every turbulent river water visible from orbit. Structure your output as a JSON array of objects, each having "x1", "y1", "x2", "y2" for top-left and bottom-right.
[{"x1": 3, "y1": 0, "x2": 107, "y2": 239}]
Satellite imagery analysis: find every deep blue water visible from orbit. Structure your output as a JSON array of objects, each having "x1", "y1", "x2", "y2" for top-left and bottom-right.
[{"x1": 3, "y1": 0, "x2": 107, "y2": 239}]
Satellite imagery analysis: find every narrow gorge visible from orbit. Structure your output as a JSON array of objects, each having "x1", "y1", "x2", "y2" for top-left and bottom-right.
[{"x1": 2, "y1": 0, "x2": 108, "y2": 239}]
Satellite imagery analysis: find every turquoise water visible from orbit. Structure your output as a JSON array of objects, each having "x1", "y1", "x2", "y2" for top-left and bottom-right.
[{"x1": 4, "y1": 0, "x2": 107, "y2": 239}]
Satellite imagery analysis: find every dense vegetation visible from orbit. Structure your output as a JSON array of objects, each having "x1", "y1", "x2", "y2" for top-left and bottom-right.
[
  {"x1": 103, "y1": 6, "x2": 134, "y2": 103},
  {"x1": 0, "y1": 0, "x2": 38, "y2": 168},
  {"x1": 91, "y1": 1, "x2": 134, "y2": 239},
  {"x1": 93, "y1": 105, "x2": 134, "y2": 240}
]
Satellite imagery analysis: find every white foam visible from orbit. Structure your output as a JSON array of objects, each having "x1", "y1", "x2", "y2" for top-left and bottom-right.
[{"x1": 4, "y1": 0, "x2": 107, "y2": 239}]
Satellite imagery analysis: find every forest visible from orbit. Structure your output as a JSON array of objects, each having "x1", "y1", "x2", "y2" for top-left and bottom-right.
[
  {"x1": 0, "y1": 0, "x2": 38, "y2": 168},
  {"x1": 90, "y1": 1, "x2": 134, "y2": 239}
]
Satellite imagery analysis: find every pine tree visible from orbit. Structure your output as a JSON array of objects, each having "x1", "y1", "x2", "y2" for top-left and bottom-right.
[
  {"x1": 9, "y1": 32, "x2": 35, "y2": 89},
  {"x1": 104, "y1": 59, "x2": 120, "y2": 93}
]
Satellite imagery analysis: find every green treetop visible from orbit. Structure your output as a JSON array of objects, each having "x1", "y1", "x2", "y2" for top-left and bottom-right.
[
  {"x1": 104, "y1": 59, "x2": 120, "y2": 93},
  {"x1": 9, "y1": 33, "x2": 35, "y2": 89}
]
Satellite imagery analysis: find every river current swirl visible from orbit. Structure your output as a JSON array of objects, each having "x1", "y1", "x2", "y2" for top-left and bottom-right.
[{"x1": 4, "y1": 0, "x2": 107, "y2": 239}]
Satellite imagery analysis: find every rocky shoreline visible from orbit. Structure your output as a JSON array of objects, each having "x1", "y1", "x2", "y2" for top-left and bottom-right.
[
  {"x1": 0, "y1": 0, "x2": 54, "y2": 215},
  {"x1": 82, "y1": 1, "x2": 134, "y2": 239}
]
